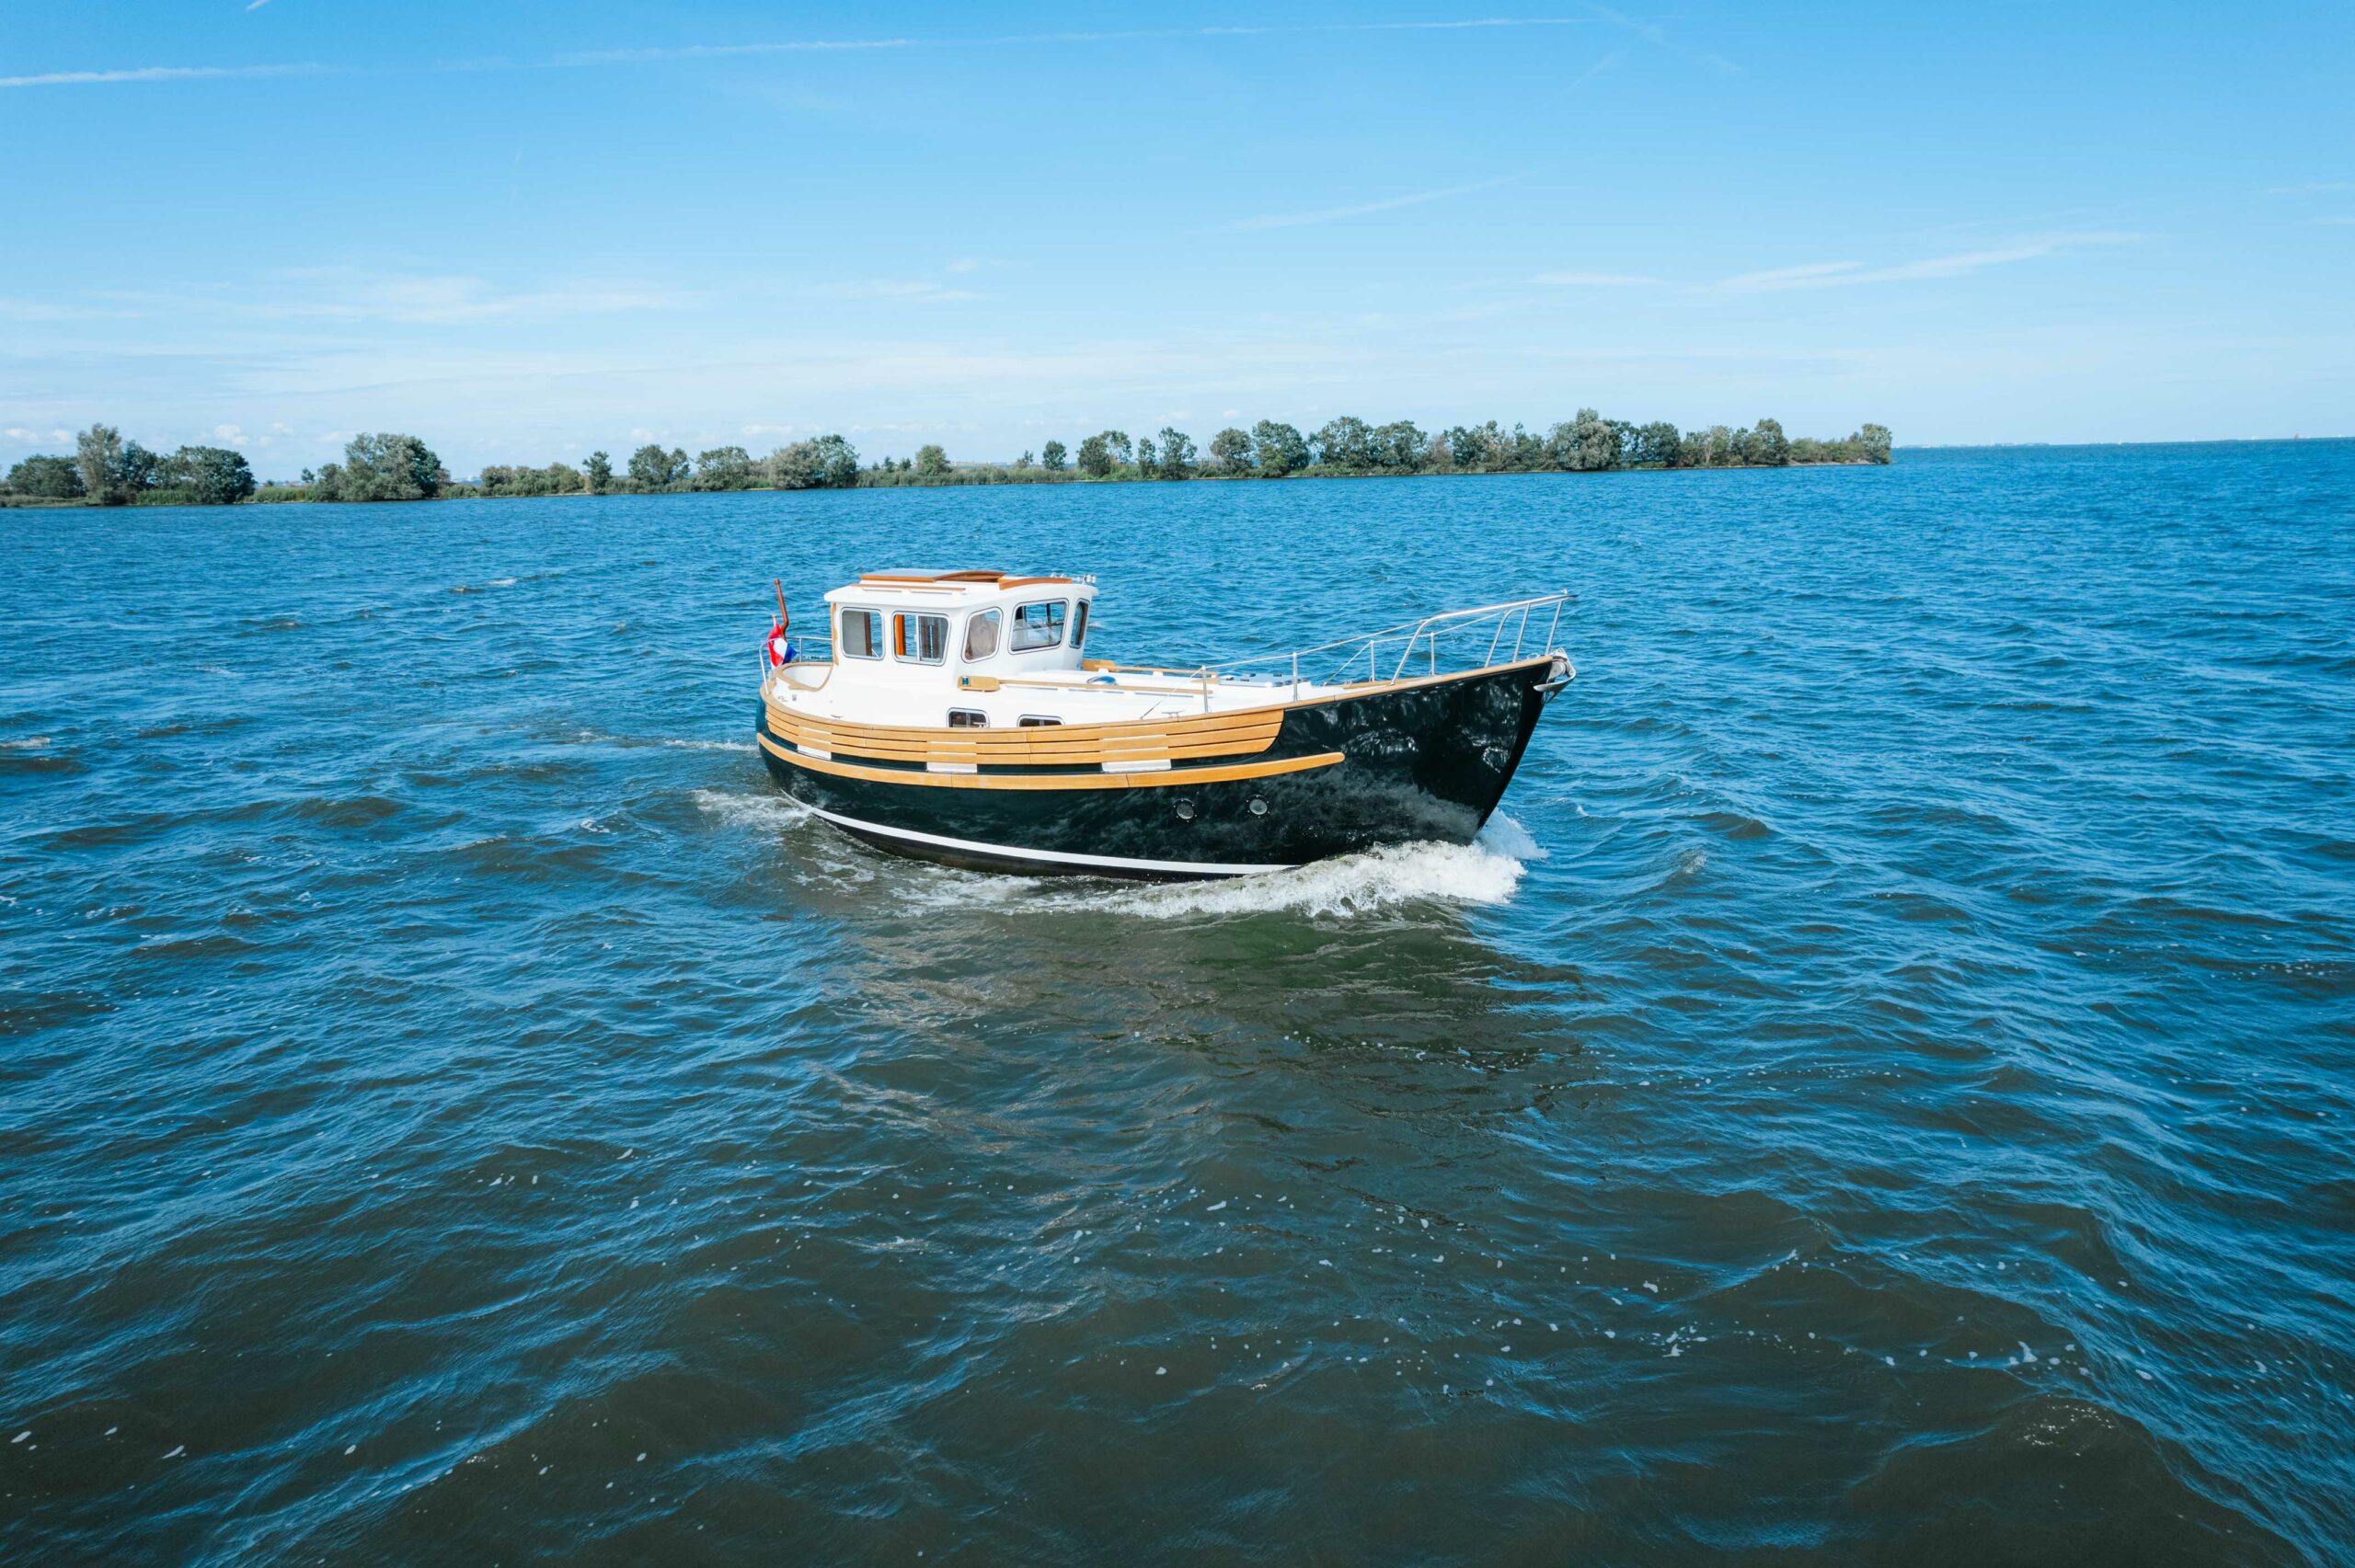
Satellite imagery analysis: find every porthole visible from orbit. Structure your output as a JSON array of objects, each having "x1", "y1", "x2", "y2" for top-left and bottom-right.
[
  {"x1": 1248, "y1": 796, "x2": 1268, "y2": 817},
  {"x1": 1174, "y1": 799, "x2": 1195, "y2": 821}
]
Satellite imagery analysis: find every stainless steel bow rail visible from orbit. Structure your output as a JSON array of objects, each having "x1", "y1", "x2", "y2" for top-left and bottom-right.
[{"x1": 1205, "y1": 590, "x2": 1574, "y2": 692}]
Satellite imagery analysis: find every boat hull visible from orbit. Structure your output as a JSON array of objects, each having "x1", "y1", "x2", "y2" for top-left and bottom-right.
[{"x1": 757, "y1": 657, "x2": 1558, "y2": 879}]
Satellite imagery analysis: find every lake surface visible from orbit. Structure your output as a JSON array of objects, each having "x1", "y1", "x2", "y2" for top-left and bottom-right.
[{"x1": 3, "y1": 443, "x2": 2351, "y2": 1563}]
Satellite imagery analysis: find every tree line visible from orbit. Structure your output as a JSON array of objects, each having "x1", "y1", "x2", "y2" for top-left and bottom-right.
[
  {"x1": 0, "y1": 425, "x2": 261, "y2": 506},
  {"x1": 1, "y1": 413, "x2": 1890, "y2": 506}
]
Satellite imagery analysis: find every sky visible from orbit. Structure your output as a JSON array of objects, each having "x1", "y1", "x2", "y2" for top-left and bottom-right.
[{"x1": 3, "y1": 2, "x2": 2350, "y2": 476}]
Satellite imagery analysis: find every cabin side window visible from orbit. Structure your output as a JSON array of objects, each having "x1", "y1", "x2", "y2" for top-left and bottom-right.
[
  {"x1": 839, "y1": 608, "x2": 883, "y2": 659},
  {"x1": 948, "y1": 709, "x2": 988, "y2": 728},
  {"x1": 1018, "y1": 715, "x2": 1062, "y2": 727},
  {"x1": 1072, "y1": 600, "x2": 1090, "y2": 649},
  {"x1": 963, "y1": 609, "x2": 1001, "y2": 661},
  {"x1": 1011, "y1": 600, "x2": 1067, "y2": 651},
  {"x1": 892, "y1": 612, "x2": 948, "y2": 664}
]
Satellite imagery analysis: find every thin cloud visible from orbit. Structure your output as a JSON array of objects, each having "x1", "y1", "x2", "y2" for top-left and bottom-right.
[
  {"x1": 241, "y1": 269, "x2": 699, "y2": 324},
  {"x1": 0, "y1": 63, "x2": 322, "y2": 89},
  {"x1": 564, "y1": 18, "x2": 1594, "y2": 64},
  {"x1": 1229, "y1": 177, "x2": 1512, "y2": 233},
  {"x1": 1532, "y1": 270, "x2": 1659, "y2": 287},
  {"x1": 13, "y1": 17, "x2": 1599, "y2": 91},
  {"x1": 1712, "y1": 233, "x2": 2138, "y2": 292},
  {"x1": 813, "y1": 280, "x2": 979, "y2": 303}
]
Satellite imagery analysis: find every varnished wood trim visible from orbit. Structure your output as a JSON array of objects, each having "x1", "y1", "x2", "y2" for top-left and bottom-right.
[
  {"x1": 763, "y1": 715, "x2": 1281, "y2": 764},
  {"x1": 759, "y1": 732, "x2": 1342, "y2": 791},
  {"x1": 764, "y1": 706, "x2": 1284, "y2": 748},
  {"x1": 764, "y1": 736, "x2": 1281, "y2": 767}
]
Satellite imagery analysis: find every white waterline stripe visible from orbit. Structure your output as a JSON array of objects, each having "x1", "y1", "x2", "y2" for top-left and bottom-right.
[{"x1": 802, "y1": 804, "x2": 1293, "y2": 877}]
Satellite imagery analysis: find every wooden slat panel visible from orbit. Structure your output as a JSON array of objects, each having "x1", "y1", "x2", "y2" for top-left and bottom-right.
[{"x1": 758, "y1": 732, "x2": 1343, "y2": 791}]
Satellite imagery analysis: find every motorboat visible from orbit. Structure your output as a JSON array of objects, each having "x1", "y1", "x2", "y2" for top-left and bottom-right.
[{"x1": 755, "y1": 569, "x2": 1572, "y2": 880}]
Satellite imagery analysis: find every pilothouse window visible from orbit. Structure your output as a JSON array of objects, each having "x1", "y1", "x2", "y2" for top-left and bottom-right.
[
  {"x1": 964, "y1": 609, "x2": 1001, "y2": 661},
  {"x1": 1011, "y1": 600, "x2": 1066, "y2": 651},
  {"x1": 840, "y1": 608, "x2": 882, "y2": 659},
  {"x1": 893, "y1": 612, "x2": 948, "y2": 664},
  {"x1": 1072, "y1": 600, "x2": 1089, "y2": 649}
]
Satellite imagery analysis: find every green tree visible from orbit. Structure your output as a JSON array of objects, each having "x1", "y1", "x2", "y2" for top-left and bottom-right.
[
  {"x1": 914, "y1": 443, "x2": 949, "y2": 476},
  {"x1": 627, "y1": 443, "x2": 690, "y2": 489},
  {"x1": 1443, "y1": 422, "x2": 1501, "y2": 470},
  {"x1": 1075, "y1": 431, "x2": 1121, "y2": 477},
  {"x1": 764, "y1": 433, "x2": 860, "y2": 490},
  {"x1": 1015, "y1": 450, "x2": 1033, "y2": 469},
  {"x1": 810, "y1": 434, "x2": 859, "y2": 487},
  {"x1": 584, "y1": 451, "x2": 613, "y2": 493},
  {"x1": 1750, "y1": 417, "x2": 1790, "y2": 466},
  {"x1": 1156, "y1": 426, "x2": 1196, "y2": 479},
  {"x1": 75, "y1": 424, "x2": 158, "y2": 505},
  {"x1": 314, "y1": 432, "x2": 445, "y2": 501},
  {"x1": 1135, "y1": 436, "x2": 1160, "y2": 478},
  {"x1": 157, "y1": 444, "x2": 256, "y2": 505},
  {"x1": 1632, "y1": 421, "x2": 1682, "y2": 467},
  {"x1": 1371, "y1": 420, "x2": 1427, "y2": 470},
  {"x1": 6, "y1": 453, "x2": 86, "y2": 498},
  {"x1": 1040, "y1": 440, "x2": 1067, "y2": 472},
  {"x1": 1554, "y1": 407, "x2": 1618, "y2": 471},
  {"x1": 1208, "y1": 427, "x2": 1254, "y2": 475},
  {"x1": 1251, "y1": 419, "x2": 1309, "y2": 476},
  {"x1": 1690, "y1": 425, "x2": 1735, "y2": 466},
  {"x1": 1313, "y1": 416, "x2": 1373, "y2": 472},
  {"x1": 695, "y1": 445, "x2": 754, "y2": 490},
  {"x1": 1856, "y1": 423, "x2": 1893, "y2": 464}
]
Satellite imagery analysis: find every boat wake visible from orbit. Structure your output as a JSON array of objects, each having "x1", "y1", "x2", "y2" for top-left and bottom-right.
[
  {"x1": 697, "y1": 784, "x2": 1539, "y2": 918},
  {"x1": 1097, "y1": 833, "x2": 1528, "y2": 919},
  {"x1": 691, "y1": 787, "x2": 814, "y2": 832}
]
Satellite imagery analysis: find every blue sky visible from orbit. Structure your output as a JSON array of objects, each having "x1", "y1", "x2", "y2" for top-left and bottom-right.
[{"x1": 4, "y1": 3, "x2": 2350, "y2": 476}]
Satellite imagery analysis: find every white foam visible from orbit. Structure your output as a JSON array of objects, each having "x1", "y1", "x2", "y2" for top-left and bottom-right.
[
  {"x1": 661, "y1": 738, "x2": 756, "y2": 753},
  {"x1": 1097, "y1": 837, "x2": 1526, "y2": 919},
  {"x1": 0, "y1": 737, "x2": 49, "y2": 751},
  {"x1": 691, "y1": 788, "x2": 814, "y2": 832}
]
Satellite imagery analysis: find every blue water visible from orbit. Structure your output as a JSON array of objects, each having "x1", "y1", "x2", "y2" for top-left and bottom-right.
[{"x1": 3, "y1": 443, "x2": 2351, "y2": 1563}]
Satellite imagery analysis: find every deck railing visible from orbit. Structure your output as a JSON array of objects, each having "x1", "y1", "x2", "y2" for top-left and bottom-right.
[
  {"x1": 1199, "y1": 591, "x2": 1572, "y2": 693},
  {"x1": 758, "y1": 593, "x2": 1569, "y2": 704},
  {"x1": 759, "y1": 630, "x2": 833, "y2": 681}
]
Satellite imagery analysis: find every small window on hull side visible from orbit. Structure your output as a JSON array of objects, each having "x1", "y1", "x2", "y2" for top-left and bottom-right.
[
  {"x1": 1017, "y1": 715, "x2": 1062, "y2": 727},
  {"x1": 948, "y1": 709, "x2": 987, "y2": 728},
  {"x1": 840, "y1": 609, "x2": 883, "y2": 658},
  {"x1": 1011, "y1": 600, "x2": 1066, "y2": 651},
  {"x1": 964, "y1": 609, "x2": 1001, "y2": 661}
]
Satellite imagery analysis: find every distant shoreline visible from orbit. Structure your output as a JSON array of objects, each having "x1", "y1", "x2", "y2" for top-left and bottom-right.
[
  {"x1": 0, "y1": 456, "x2": 1885, "y2": 509},
  {"x1": 5, "y1": 413, "x2": 1892, "y2": 508}
]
